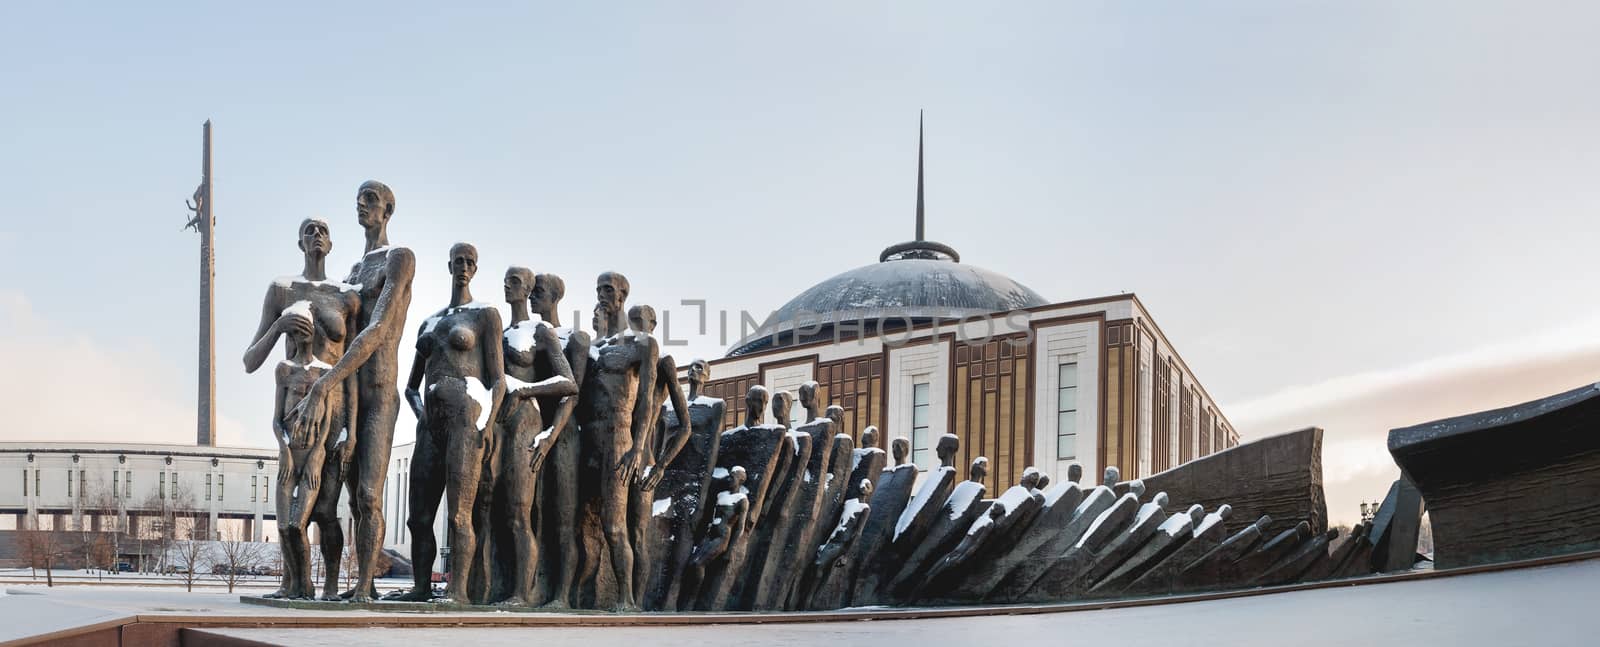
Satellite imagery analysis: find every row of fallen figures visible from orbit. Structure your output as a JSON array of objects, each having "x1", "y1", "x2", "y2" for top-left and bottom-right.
[{"x1": 384, "y1": 383, "x2": 1379, "y2": 612}]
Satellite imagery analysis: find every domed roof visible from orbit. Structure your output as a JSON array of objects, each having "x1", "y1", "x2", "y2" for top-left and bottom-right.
[{"x1": 727, "y1": 244, "x2": 1049, "y2": 356}]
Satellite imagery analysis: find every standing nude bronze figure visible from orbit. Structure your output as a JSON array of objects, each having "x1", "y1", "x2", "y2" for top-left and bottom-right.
[
  {"x1": 244, "y1": 218, "x2": 360, "y2": 600},
  {"x1": 288, "y1": 181, "x2": 415, "y2": 602},
  {"x1": 398, "y1": 243, "x2": 506, "y2": 604},
  {"x1": 530, "y1": 272, "x2": 590, "y2": 608},
  {"x1": 577, "y1": 273, "x2": 659, "y2": 610},
  {"x1": 489, "y1": 266, "x2": 578, "y2": 606},
  {"x1": 621, "y1": 305, "x2": 692, "y2": 603}
]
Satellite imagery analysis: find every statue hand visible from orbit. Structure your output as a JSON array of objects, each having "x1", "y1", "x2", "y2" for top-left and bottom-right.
[
  {"x1": 616, "y1": 449, "x2": 641, "y2": 483},
  {"x1": 336, "y1": 429, "x2": 356, "y2": 467},
  {"x1": 291, "y1": 381, "x2": 331, "y2": 450},
  {"x1": 640, "y1": 465, "x2": 665, "y2": 492},
  {"x1": 529, "y1": 444, "x2": 550, "y2": 475},
  {"x1": 273, "y1": 312, "x2": 314, "y2": 341},
  {"x1": 405, "y1": 389, "x2": 425, "y2": 421}
]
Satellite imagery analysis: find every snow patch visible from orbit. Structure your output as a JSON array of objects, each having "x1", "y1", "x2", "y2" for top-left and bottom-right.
[
  {"x1": 531, "y1": 427, "x2": 554, "y2": 451},
  {"x1": 1157, "y1": 512, "x2": 1193, "y2": 537},
  {"x1": 712, "y1": 467, "x2": 729, "y2": 479},
  {"x1": 894, "y1": 466, "x2": 955, "y2": 540},
  {"x1": 1076, "y1": 494, "x2": 1136, "y2": 549},
  {"x1": 944, "y1": 481, "x2": 986, "y2": 521},
  {"x1": 465, "y1": 377, "x2": 493, "y2": 430},
  {"x1": 653, "y1": 497, "x2": 673, "y2": 517}
]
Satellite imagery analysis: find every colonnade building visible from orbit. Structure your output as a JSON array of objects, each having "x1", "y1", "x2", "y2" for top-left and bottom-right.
[
  {"x1": 698, "y1": 233, "x2": 1238, "y2": 493},
  {"x1": 0, "y1": 442, "x2": 283, "y2": 545}
]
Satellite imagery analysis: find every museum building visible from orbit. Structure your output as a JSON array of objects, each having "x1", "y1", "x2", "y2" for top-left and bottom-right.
[
  {"x1": 697, "y1": 231, "x2": 1239, "y2": 493},
  {"x1": 0, "y1": 442, "x2": 286, "y2": 561}
]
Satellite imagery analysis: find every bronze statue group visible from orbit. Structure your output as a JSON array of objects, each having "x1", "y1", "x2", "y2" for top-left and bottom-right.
[{"x1": 245, "y1": 181, "x2": 1367, "y2": 613}]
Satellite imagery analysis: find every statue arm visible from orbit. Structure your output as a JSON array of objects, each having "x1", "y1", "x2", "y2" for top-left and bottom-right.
[
  {"x1": 629, "y1": 337, "x2": 660, "y2": 452},
  {"x1": 480, "y1": 309, "x2": 507, "y2": 433},
  {"x1": 271, "y1": 371, "x2": 293, "y2": 484},
  {"x1": 339, "y1": 373, "x2": 359, "y2": 465},
  {"x1": 516, "y1": 326, "x2": 578, "y2": 399},
  {"x1": 404, "y1": 345, "x2": 427, "y2": 420},
  {"x1": 644, "y1": 356, "x2": 691, "y2": 489},
  {"x1": 242, "y1": 286, "x2": 286, "y2": 373}
]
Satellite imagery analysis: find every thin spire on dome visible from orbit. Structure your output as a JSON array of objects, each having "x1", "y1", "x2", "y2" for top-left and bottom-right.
[
  {"x1": 880, "y1": 110, "x2": 960, "y2": 264},
  {"x1": 916, "y1": 109, "x2": 925, "y2": 242}
]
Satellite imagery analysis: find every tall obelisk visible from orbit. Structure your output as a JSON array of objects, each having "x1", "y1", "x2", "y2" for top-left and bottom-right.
[{"x1": 195, "y1": 121, "x2": 216, "y2": 447}]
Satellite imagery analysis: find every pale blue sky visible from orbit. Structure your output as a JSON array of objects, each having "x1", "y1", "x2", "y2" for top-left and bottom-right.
[{"x1": 3, "y1": 2, "x2": 1598, "y2": 521}]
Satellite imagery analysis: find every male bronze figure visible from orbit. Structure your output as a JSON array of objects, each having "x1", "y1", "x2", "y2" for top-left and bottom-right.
[{"x1": 576, "y1": 273, "x2": 659, "y2": 610}]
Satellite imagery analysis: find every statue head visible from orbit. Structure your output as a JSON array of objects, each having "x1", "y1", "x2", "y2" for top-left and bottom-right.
[
  {"x1": 504, "y1": 266, "x2": 534, "y2": 305},
  {"x1": 1020, "y1": 467, "x2": 1041, "y2": 490},
  {"x1": 687, "y1": 358, "x2": 711, "y2": 390},
  {"x1": 728, "y1": 465, "x2": 746, "y2": 491},
  {"x1": 970, "y1": 456, "x2": 989, "y2": 483},
  {"x1": 857, "y1": 478, "x2": 875, "y2": 504},
  {"x1": 987, "y1": 502, "x2": 1007, "y2": 521},
  {"x1": 744, "y1": 386, "x2": 770, "y2": 428},
  {"x1": 860, "y1": 426, "x2": 879, "y2": 451},
  {"x1": 297, "y1": 218, "x2": 332, "y2": 260},
  {"x1": 596, "y1": 271, "x2": 630, "y2": 316},
  {"x1": 628, "y1": 304, "x2": 657, "y2": 335},
  {"x1": 1150, "y1": 491, "x2": 1167, "y2": 507},
  {"x1": 798, "y1": 381, "x2": 819, "y2": 416},
  {"x1": 1252, "y1": 514, "x2": 1273, "y2": 530},
  {"x1": 530, "y1": 273, "x2": 565, "y2": 318},
  {"x1": 355, "y1": 181, "x2": 395, "y2": 230},
  {"x1": 1067, "y1": 463, "x2": 1083, "y2": 484},
  {"x1": 890, "y1": 437, "x2": 910, "y2": 465},
  {"x1": 1129, "y1": 479, "x2": 1146, "y2": 498},
  {"x1": 448, "y1": 243, "x2": 478, "y2": 288},
  {"x1": 770, "y1": 391, "x2": 793, "y2": 428},
  {"x1": 1215, "y1": 504, "x2": 1232, "y2": 521},
  {"x1": 1102, "y1": 466, "x2": 1121, "y2": 488},
  {"x1": 936, "y1": 434, "x2": 960, "y2": 467},
  {"x1": 1187, "y1": 504, "x2": 1205, "y2": 526},
  {"x1": 1035, "y1": 473, "x2": 1051, "y2": 490},
  {"x1": 825, "y1": 405, "x2": 845, "y2": 429}
]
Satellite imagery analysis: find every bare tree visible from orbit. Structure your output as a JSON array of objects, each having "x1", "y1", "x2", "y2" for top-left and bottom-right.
[
  {"x1": 79, "y1": 477, "x2": 121, "y2": 575},
  {"x1": 16, "y1": 527, "x2": 73, "y2": 587},
  {"x1": 170, "y1": 538, "x2": 210, "y2": 592},
  {"x1": 212, "y1": 524, "x2": 269, "y2": 593},
  {"x1": 138, "y1": 480, "x2": 199, "y2": 575}
]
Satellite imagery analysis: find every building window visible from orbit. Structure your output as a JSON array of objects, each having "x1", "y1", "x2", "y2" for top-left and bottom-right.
[
  {"x1": 911, "y1": 381, "x2": 932, "y2": 469},
  {"x1": 160, "y1": 472, "x2": 166, "y2": 499},
  {"x1": 252, "y1": 475, "x2": 258, "y2": 502},
  {"x1": 125, "y1": 471, "x2": 132, "y2": 498},
  {"x1": 264, "y1": 476, "x2": 269, "y2": 504},
  {"x1": 218, "y1": 474, "x2": 224, "y2": 502},
  {"x1": 79, "y1": 471, "x2": 85, "y2": 499},
  {"x1": 67, "y1": 470, "x2": 72, "y2": 497},
  {"x1": 1057, "y1": 362, "x2": 1079, "y2": 460},
  {"x1": 113, "y1": 471, "x2": 119, "y2": 498},
  {"x1": 35, "y1": 471, "x2": 40, "y2": 499},
  {"x1": 22, "y1": 469, "x2": 27, "y2": 497},
  {"x1": 206, "y1": 474, "x2": 213, "y2": 501}
]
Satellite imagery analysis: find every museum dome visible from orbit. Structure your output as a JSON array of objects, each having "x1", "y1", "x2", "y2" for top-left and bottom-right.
[
  {"x1": 727, "y1": 114, "x2": 1048, "y2": 356},
  {"x1": 726, "y1": 247, "x2": 1049, "y2": 357}
]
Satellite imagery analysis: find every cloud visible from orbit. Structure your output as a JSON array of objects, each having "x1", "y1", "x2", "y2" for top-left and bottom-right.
[
  {"x1": 1230, "y1": 320, "x2": 1600, "y2": 526},
  {"x1": 0, "y1": 291, "x2": 252, "y2": 447}
]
